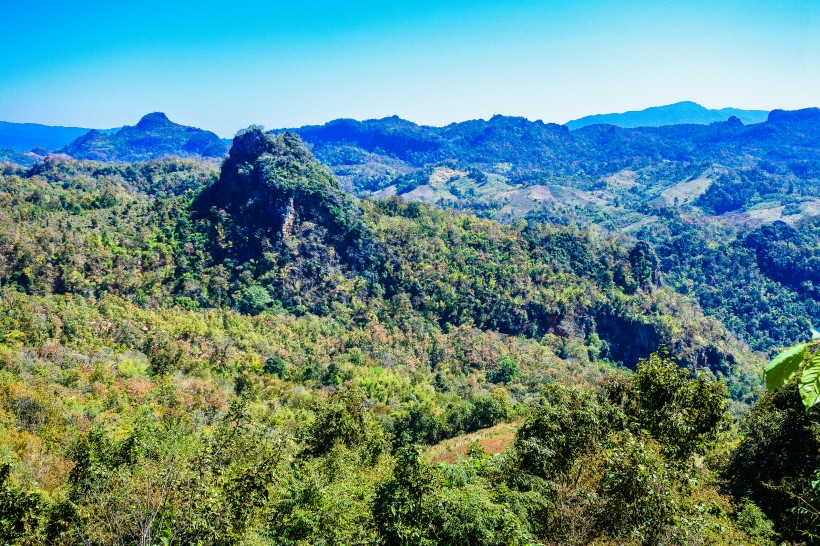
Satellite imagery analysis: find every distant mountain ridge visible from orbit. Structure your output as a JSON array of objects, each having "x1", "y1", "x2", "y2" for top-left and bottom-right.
[
  {"x1": 1, "y1": 103, "x2": 813, "y2": 174},
  {"x1": 0, "y1": 121, "x2": 113, "y2": 152},
  {"x1": 59, "y1": 112, "x2": 229, "y2": 162},
  {"x1": 566, "y1": 101, "x2": 769, "y2": 129},
  {"x1": 281, "y1": 107, "x2": 819, "y2": 182},
  {"x1": 264, "y1": 107, "x2": 820, "y2": 230}
]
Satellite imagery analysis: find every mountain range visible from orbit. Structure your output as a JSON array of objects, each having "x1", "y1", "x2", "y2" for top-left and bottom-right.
[
  {"x1": 0, "y1": 101, "x2": 775, "y2": 161},
  {"x1": 0, "y1": 120, "x2": 100, "y2": 152},
  {"x1": 2, "y1": 106, "x2": 819, "y2": 232},
  {"x1": 273, "y1": 108, "x2": 819, "y2": 229},
  {"x1": 565, "y1": 101, "x2": 769, "y2": 129}
]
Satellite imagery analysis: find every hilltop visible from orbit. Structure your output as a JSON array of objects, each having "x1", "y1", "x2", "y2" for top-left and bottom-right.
[
  {"x1": 566, "y1": 101, "x2": 769, "y2": 129},
  {"x1": 59, "y1": 112, "x2": 228, "y2": 162}
]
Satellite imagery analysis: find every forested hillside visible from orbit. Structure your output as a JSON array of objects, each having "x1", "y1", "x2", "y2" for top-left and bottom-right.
[
  {"x1": 59, "y1": 113, "x2": 228, "y2": 163},
  {"x1": 0, "y1": 129, "x2": 817, "y2": 544},
  {"x1": 276, "y1": 108, "x2": 820, "y2": 355},
  {"x1": 285, "y1": 108, "x2": 819, "y2": 198}
]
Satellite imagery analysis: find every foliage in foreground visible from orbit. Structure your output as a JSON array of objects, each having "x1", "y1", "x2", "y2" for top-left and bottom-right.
[{"x1": 1, "y1": 349, "x2": 773, "y2": 545}]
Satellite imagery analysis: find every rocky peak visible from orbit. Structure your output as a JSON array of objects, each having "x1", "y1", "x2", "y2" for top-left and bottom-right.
[
  {"x1": 724, "y1": 115, "x2": 744, "y2": 128},
  {"x1": 195, "y1": 127, "x2": 365, "y2": 262},
  {"x1": 226, "y1": 128, "x2": 311, "y2": 168},
  {"x1": 136, "y1": 112, "x2": 174, "y2": 130}
]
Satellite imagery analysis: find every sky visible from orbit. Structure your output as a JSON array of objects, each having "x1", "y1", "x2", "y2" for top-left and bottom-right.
[{"x1": 1, "y1": 0, "x2": 818, "y2": 137}]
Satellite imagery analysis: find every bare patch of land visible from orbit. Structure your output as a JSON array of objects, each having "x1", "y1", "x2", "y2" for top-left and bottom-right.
[{"x1": 425, "y1": 422, "x2": 519, "y2": 464}]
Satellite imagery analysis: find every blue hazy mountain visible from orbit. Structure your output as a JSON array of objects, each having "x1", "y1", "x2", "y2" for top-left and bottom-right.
[
  {"x1": 565, "y1": 101, "x2": 769, "y2": 129},
  {"x1": 0, "y1": 121, "x2": 116, "y2": 152},
  {"x1": 60, "y1": 112, "x2": 229, "y2": 162}
]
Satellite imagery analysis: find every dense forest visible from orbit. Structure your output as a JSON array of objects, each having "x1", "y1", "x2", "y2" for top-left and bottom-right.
[
  {"x1": 1, "y1": 128, "x2": 818, "y2": 544},
  {"x1": 279, "y1": 108, "x2": 820, "y2": 356}
]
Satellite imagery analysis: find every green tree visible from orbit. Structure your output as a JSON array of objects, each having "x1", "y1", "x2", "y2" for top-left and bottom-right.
[
  {"x1": 373, "y1": 446, "x2": 435, "y2": 545},
  {"x1": 625, "y1": 353, "x2": 728, "y2": 459},
  {"x1": 487, "y1": 357, "x2": 518, "y2": 384},
  {"x1": 239, "y1": 285, "x2": 273, "y2": 314},
  {"x1": 0, "y1": 463, "x2": 44, "y2": 545}
]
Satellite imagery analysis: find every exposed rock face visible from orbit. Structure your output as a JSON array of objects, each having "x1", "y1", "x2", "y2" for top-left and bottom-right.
[
  {"x1": 194, "y1": 128, "x2": 367, "y2": 263},
  {"x1": 282, "y1": 197, "x2": 296, "y2": 240}
]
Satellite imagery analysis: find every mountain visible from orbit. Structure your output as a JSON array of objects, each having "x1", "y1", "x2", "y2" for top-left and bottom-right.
[
  {"x1": 0, "y1": 121, "x2": 814, "y2": 545},
  {"x1": 194, "y1": 128, "x2": 368, "y2": 265},
  {"x1": 565, "y1": 101, "x2": 770, "y2": 129},
  {"x1": 0, "y1": 120, "x2": 103, "y2": 152},
  {"x1": 60, "y1": 112, "x2": 229, "y2": 162},
  {"x1": 281, "y1": 108, "x2": 820, "y2": 223}
]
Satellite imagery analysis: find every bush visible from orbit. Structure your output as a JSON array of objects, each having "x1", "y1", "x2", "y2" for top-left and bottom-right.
[
  {"x1": 487, "y1": 357, "x2": 518, "y2": 384},
  {"x1": 239, "y1": 285, "x2": 273, "y2": 314},
  {"x1": 735, "y1": 499, "x2": 775, "y2": 545}
]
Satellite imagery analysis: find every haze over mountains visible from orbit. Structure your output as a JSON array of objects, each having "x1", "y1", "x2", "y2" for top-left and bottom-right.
[
  {"x1": 0, "y1": 121, "x2": 99, "y2": 152},
  {"x1": 565, "y1": 101, "x2": 770, "y2": 129},
  {"x1": 0, "y1": 101, "x2": 774, "y2": 157}
]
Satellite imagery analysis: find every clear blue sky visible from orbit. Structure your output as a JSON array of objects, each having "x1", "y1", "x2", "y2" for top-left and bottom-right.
[{"x1": 2, "y1": 0, "x2": 818, "y2": 136}]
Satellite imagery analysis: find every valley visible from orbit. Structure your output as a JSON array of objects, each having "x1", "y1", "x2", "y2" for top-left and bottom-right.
[{"x1": 0, "y1": 109, "x2": 818, "y2": 544}]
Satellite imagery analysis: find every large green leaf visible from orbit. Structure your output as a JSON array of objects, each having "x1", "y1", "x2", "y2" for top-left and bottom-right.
[
  {"x1": 799, "y1": 353, "x2": 820, "y2": 409},
  {"x1": 764, "y1": 342, "x2": 809, "y2": 392}
]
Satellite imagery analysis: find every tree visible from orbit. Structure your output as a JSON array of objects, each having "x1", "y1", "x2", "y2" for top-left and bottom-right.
[
  {"x1": 487, "y1": 357, "x2": 518, "y2": 384},
  {"x1": 372, "y1": 446, "x2": 434, "y2": 545},
  {"x1": 724, "y1": 377, "x2": 820, "y2": 542},
  {"x1": 239, "y1": 285, "x2": 273, "y2": 314},
  {"x1": 0, "y1": 463, "x2": 43, "y2": 544},
  {"x1": 514, "y1": 385, "x2": 611, "y2": 478},
  {"x1": 764, "y1": 340, "x2": 820, "y2": 409},
  {"x1": 626, "y1": 353, "x2": 728, "y2": 459},
  {"x1": 629, "y1": 241, "x2": 660, "y2": 291}
]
